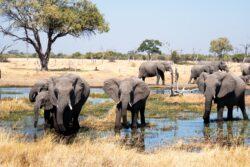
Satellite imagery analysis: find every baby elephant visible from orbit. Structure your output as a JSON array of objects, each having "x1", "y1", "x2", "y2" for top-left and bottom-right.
[
  {"x1": 33, "y1": 91, "x2": 55, "y2": 129},
  {"x1": 197, "y1": 71, "x2": 249, "y2": 123},
  {"x1": 103, "y1": 77, "x2": 150, "y2": 130}
]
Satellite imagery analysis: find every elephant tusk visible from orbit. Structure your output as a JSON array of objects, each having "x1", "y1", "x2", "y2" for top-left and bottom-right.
[
  {"x1": 129, "y1": 102, "x2": 132, "y2": 107},
  {"x1": 69, "y1": 103, "x2": 73, "y2": 110}
]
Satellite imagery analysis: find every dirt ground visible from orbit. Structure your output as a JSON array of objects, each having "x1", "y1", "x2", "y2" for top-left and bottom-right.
[{"x1": 0, "y1": 58, "x2": 246, "y2": 87}]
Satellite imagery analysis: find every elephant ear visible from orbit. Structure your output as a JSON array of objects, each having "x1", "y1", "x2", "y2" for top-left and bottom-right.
[
  {"x1": 217, "y1": 74, "x2": 236, "y2": 98},
  {"x1": 103, "y1": 78, "x2": 121, "y2": 102},
  {"x1": 156, "y1": 63, "x2": 165, "y2": 72},
  {"x1": 72, "y1": 76, "x2": 90, "y2": 105},
  {"x1": 197, "y1": 72, "x2": 208, "y2": 93},
  {"x1": 133, "y1": 79, "x2": 150, "y2": 105},
  {"x1": 48, "y1": 77, "x2": 58, "y2": 106}
]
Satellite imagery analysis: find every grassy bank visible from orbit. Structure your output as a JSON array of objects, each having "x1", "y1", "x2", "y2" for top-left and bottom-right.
[{"x1": 0, "y1": 129, "x2": 249, "y2": 167}]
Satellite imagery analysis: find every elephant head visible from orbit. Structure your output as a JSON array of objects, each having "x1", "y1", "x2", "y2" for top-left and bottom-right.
[
  {"x1": 103, "y1": 77, "x2": 150, "y2": 129},
  {"x1": 29, "y1": 79, "x2": 49, "y2": 102},
  {"x1": 48, "y1": 74, "x2": 88, "y2": 132},
  {"x1": 218, "y1": 61, "x2": 229, "y2": 72},
  {"x1": 160, "y1": 62, "x2": 174, "y2": 85},
  {"x1": 197, "y1": 72, "x2": 234, "y2": 122}
]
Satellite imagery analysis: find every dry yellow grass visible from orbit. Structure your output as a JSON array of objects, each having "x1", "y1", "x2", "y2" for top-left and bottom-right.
[
  {"x1": 0, "y1": 129, "x2": 249, "y2": 167},
  {"x1": 0, "y1": 98, "x2": 33, "y2": 119},
  {"x1": 0, "y1": 58, "x2": 246, "y2": 87}
]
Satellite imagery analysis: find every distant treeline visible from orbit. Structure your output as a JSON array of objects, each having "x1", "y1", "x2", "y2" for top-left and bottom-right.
[{"x1": 1, "y1": 50, "x2": 249, "y2": 63}]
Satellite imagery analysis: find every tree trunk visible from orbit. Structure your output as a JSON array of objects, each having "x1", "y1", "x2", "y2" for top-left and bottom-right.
[{"x1": 38, "y1": 53, "x2": 49, "y2": 71}]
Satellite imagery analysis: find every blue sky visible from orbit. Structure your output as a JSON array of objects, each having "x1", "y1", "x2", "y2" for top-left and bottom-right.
[{"x1": 1, "y1": 0, "x2": 250, "y2": 54}]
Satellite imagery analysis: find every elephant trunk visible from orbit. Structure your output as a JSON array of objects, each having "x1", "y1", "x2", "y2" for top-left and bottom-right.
[
  {"x1": 56, "y1": 98, "x2": 69, "y2": 132},
  {"x1": 203, "y1": 91, "x2": 214, "y2": 123},
  {"x1": 33, "y1": 100, "x2": 42, "y2": 128},
  {"x1": 29, "y1": 88, "x2": 38, "y2": 102}
]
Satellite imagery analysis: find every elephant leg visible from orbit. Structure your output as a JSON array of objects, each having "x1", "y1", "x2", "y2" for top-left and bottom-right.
[
  {"x1": 131, "y1": 110, "x2": 138, "y2": 129},
  {"x1": 156, "y1": 73, "x2": 160, "y2": 85},
  {"x1": 140, "y1": 104, "x2": 146, "y2": 126},
  {"x1": 115, "y1": 108, "x2": 122, "y2": 130},
  {"x1": 239, "y1": 104, "x2": 249, "y2": 120},
  {"x1": 227, "y1": 106, "x2": 233, "y2": 120},
  {"x1": 44, "y1": 110, "x2": 51, "y2": 129},
  {"x1": 122, "y1": 115, "x2": 129, "y2": 129},
  {"x1": 217, "y1": 105, "x2": 224, "y2": 122},
  {"x1": 158, "y1": 70, "x2": 165, "y2": 85}
]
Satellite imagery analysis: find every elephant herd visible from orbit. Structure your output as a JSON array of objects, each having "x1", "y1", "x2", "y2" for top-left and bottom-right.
[{"x1": 29, "y1": 61, "x2": 250, "y2": 135}]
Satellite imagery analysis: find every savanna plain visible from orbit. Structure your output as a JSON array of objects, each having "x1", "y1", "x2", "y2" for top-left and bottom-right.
[{"x1": 0, "y1": 58, "x2": 250, "y2": 167}]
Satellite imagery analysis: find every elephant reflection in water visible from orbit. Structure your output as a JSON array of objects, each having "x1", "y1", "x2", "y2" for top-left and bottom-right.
[
  {"x1": 121, "y1": 129, "x2": 145, "y2": 151},
  {"x1": 203, "y1": 121, "x2": 248, "y2": 146}
]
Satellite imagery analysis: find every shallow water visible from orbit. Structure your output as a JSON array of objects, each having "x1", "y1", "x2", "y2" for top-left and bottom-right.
[
  {"x1": 0, "y1": 107, "x2": 249, "y2": 151},
  {"x1": 0, "y1": 87, "x2": 108, "y2": 104},
  {"x1": 1, "y1": 87, "x2": 249, "y2": 99},
  {"x1": 0, "y1": 87, "x2": 250, "y2": 151}
]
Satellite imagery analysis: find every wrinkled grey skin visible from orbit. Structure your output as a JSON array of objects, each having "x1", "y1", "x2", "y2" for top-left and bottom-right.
[
  {"x1": 33, "y1": 91, "x2": 55, "y2": 129},
  {"x1": 103, "y1": 77, "x2": 150, "y2": 130},
  {"x1": 188, "y1": 61, "x2": 229, "y2": 84},
  {"x1": 48, "y1": 74, "x2": 90, "y2": 133},
  {"x1": 29, "y1": 79, "x2": 49, "y2": 102},
  {"x1": 138, "y1": 61, "x2": 174, "y2": 86},
  {"x1": 241, "y1": 64, "x2": 250, "y2": 76},
  {"x1": 197, "y1": 71, "x2": 248, "y2": 123},
  {"x1": 29, "y1": 79, "x2": 55, "y2": 129}
]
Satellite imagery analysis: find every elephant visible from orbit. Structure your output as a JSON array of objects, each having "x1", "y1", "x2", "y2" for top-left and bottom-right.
[
  {"x1": 33, "y1": 91, "x2": 55, "y2": 129},
  {"x1": 138, "y1": 61, "x2": 174, "y2": 86},
  {"x1": 29, "y1": 79, "x2": 55, "y2": 129},
  {"x1": 188, "y1": 61, "x2": 229, "y2": 84},
  {"x1": 241, "y1": 64, "x2": 250, "y2": 76},
  {"x1": 103, "y1": 77, "x2": 150, "y2": 130},
  {"x1": 48, "y1": 73, "x2": 90, "y2": 133},
  {"x1": 197, "y1": 71, "x2": 248, "y2": 123}
]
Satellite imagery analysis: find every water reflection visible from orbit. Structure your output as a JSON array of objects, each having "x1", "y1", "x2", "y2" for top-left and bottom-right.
[{"x1": 203, "y1": 121, "x2": 249, "y2": 146}]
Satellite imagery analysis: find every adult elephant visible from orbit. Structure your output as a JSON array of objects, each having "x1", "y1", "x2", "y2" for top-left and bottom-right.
[
  {"x1": 103, "y1": 77, "x2": 150, "y2": 130},
  {"x1": 188, "y1": 61, "x2": 229, "y2": 84},
  {"x1": 138, "y1": 61, "x2": 174, "y2": 86},
  {"x1": 48, "y1": 74, "x2": 90, "y2": 133},
  {"x1": 29, "y1": 79, "x2": 55, "y2": 129},
  {"x1": 241, "y1": 64, "x2": 250, "y2": 76},
  {"x1": 243, "y1": 57, "x2": 250, "y2": 63},
  {"x1": 197, "y1": 71, "x2": 248, "y2": 123}
]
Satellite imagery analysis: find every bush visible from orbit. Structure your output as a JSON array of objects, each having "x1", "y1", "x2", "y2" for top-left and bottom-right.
[
  {"x1": 0, "y1": 56, "x2": 9, "y2": 62},
  {"x1": 72, "y1": 52, "x2": 82, "y2": 58},
  {"x1": 231, "y1": 54, "x2": 245, "y2": 62},
  {"x1": 157, "y1": 55, "x2": 166, "y2": 60},
  {"x1": 171, "y1": 51, "x2": 181, "y2": 64},
  {"x1": 108, "y1": 57, "x2": 116, "y2": 62}
]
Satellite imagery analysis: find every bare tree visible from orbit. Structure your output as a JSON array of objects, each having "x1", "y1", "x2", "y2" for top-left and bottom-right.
[{"x1": 240, "y1": 44, "x2": 250, "y2": 57}]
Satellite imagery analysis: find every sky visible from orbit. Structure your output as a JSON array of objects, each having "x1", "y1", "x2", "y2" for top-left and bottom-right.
[{"x1": 1, "y1": 0, "x2": 250, "y2": 55}]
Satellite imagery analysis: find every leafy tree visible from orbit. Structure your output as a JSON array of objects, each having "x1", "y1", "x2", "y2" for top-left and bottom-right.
[
  {"x1": 209, "y1": 37, "x2": 233, "y2": 59},
  {"x1": 137, "y1": 39, "x2": 162, "y2": 60},
  {"x1": 0, "y1": 0, "x2": 109, "y2": 70}
]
